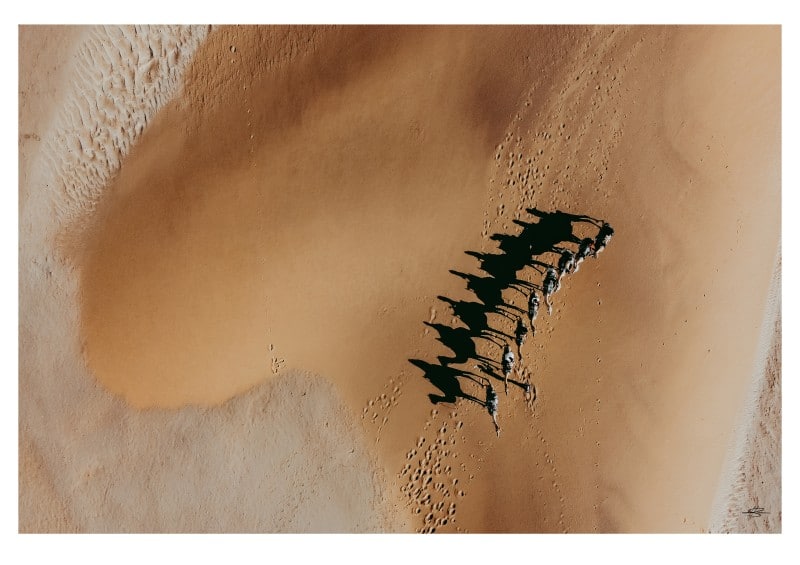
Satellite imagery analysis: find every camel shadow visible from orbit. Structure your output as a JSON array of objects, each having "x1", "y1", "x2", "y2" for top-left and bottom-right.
[
  {"x1": 409, "y1": 359, "x2": 485, "y2": 405},
  {"x1": 411, "y1": 208, "x2": 607, "y2": 407}
]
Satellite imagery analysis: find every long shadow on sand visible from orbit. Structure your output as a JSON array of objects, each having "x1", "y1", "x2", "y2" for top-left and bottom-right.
[{"x1": 409, "y1": 207, "x2": 606, "y2": 407}]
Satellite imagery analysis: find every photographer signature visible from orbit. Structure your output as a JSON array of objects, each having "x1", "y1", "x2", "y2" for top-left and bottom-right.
[{"x1": 742, "y1": 506, "x2": 769, "y2": 518}]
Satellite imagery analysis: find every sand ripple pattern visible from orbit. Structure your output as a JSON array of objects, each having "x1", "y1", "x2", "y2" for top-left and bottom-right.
[{"x1": 42, "y1": 25, "x2": 210, "y2": 244}]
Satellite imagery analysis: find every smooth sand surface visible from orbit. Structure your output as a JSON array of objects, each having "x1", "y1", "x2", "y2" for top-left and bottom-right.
[{"x1": 19, "y1": 25, "x2": 780, "y2": 532}]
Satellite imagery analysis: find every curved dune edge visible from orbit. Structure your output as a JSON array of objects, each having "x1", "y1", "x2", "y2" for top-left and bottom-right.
[
  {"x1": 709, "y1": 251, "x2": 781, "y2": 533},
  {"x1": 20, "y1": 26, "x2": 780, "y2": 533},
  {"x1": 19, "y1": 25, "x2": 402, "y2": 533}
]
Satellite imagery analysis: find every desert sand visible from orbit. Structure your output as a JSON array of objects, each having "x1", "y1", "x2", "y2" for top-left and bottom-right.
[{"x1": 19, "y1": 25, "x2": 780, "y2": 533}]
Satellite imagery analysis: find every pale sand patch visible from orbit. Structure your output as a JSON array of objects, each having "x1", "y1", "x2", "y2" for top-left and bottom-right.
[
  {"x1": 19, "y1": 25, "x2": 88, "y2": 531},
  {"x1": 19, "y1": 434, "x2": 79, "y2": 533},
  {"x1": 710, "y1": 253, "x2": 781, "y2": 533},
  {"x1": 19, "y1": 25, "x2": 87, "y2": 211}
]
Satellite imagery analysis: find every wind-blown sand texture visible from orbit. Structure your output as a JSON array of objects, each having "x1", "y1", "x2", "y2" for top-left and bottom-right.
[{"x1": 19, "y1": 25, "x2": 780, "y2": 533}]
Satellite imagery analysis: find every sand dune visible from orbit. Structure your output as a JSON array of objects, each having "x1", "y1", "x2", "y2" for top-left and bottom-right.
[{"x1": 19, "y1": 25, "x2": 780, "y2": 533}]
